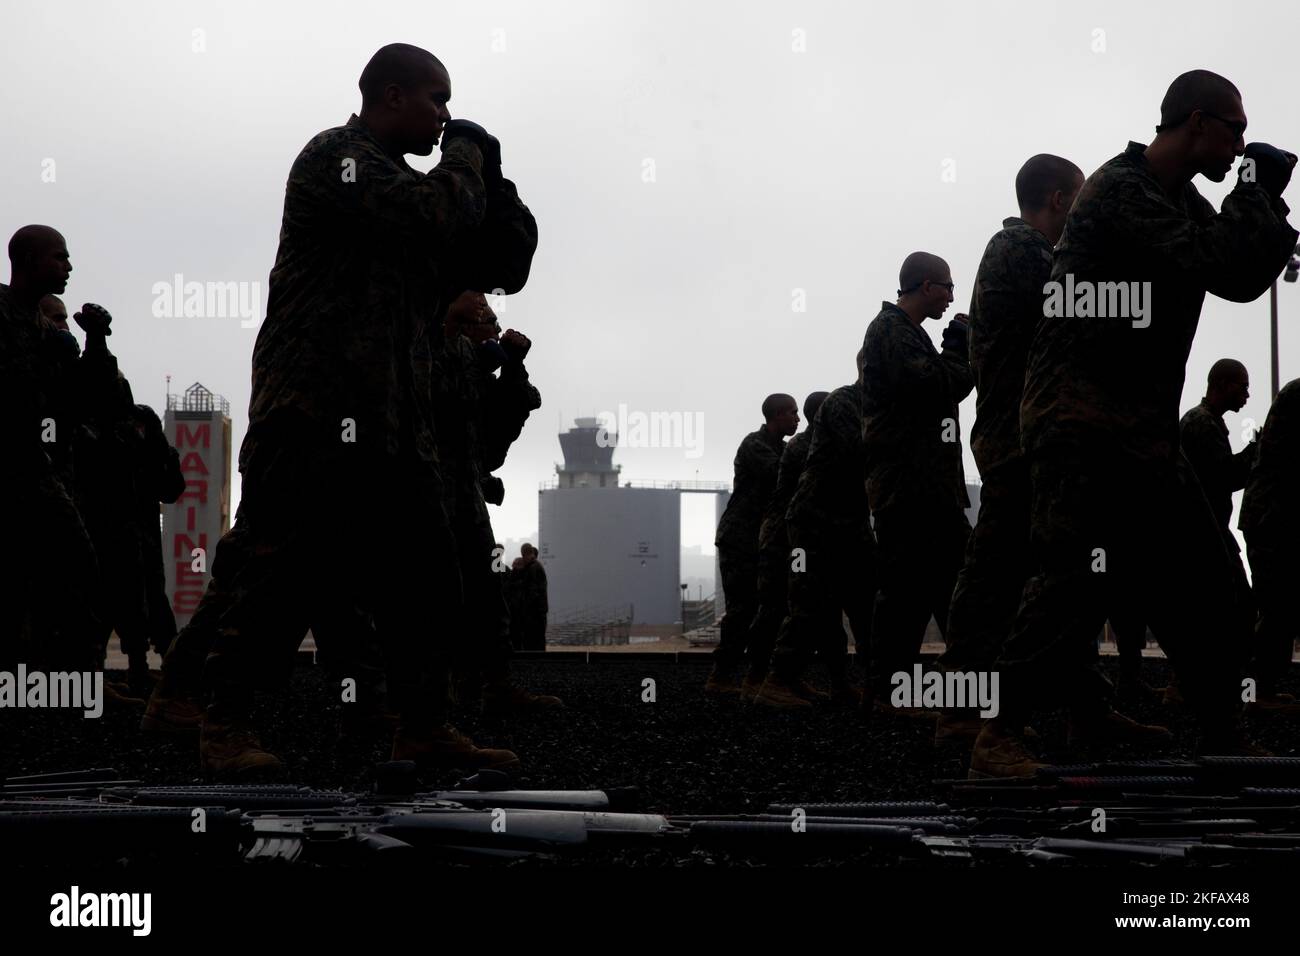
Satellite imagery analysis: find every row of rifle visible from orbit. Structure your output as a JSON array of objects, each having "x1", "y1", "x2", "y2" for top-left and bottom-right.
[{"x1": 8, "y1": 759, "x2": 1300, "y2": 865}]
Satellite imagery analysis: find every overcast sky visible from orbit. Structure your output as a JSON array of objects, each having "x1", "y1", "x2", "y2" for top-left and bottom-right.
[{"x1": 5, "y1": 0, "x2": 1297, "y2": 553}]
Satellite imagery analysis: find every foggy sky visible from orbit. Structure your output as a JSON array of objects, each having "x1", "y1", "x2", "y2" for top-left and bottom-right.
[{"x1": 4, "y1": 0, "x2": 1297, "y2": 555}]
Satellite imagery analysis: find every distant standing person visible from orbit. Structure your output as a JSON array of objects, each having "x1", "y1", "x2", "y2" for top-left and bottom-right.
[
  {"x1": 518, "y1": 543, "x2": 549, "y2": 650},
  {"x1": 705, "y1": 394, "x2": 799, "y2": 695}
]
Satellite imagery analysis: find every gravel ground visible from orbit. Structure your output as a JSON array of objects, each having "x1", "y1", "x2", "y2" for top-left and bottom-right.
[{"x1": 5, "y1": 655, "x2": 1299, "y2": 867}]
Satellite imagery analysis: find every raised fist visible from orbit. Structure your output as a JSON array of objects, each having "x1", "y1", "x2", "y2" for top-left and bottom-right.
[{"x1": 73, "y1": 302, "x2": 113, "y2": 336}]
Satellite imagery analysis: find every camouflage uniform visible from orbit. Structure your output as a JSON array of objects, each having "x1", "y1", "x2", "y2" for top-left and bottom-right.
[
  {"x1": 769, "y1": 384, "x2": 876, "y2": 683},
  {"x1": 170, "y1": 114, "x2": 537, "y2": 731},
  {"x1": 942, "y1": 218, "x2": 1053, "y2": 677},
  {"x1": 997, "y1": 142, "x2": 1298, "y2": 730},
  {"x1": 0, "y1": 284, "x2": 119, "y2": 668},
  {"x1": 1239, "y1": 380, "x2": 1300, "y2": 695},
  {"x1": 713, "y1": 426, "x2": 786, "y2": 670},
  {"x1": 748, "y1": 428, "x2": 813, "y2": 673},
  {"x1": 860, "y1": 302, "x2": 973, "y2": 694}
]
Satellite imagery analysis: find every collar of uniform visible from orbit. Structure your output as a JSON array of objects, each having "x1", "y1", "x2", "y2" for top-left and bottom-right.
[
  {"x1": 879, "y1": 300, "x2": 934, "y2": 347},
  {"x1": 1198, "y1": 397, "x2": 1229, "y2": 432},
  {"x1": 345, "y1": 113, "x2": 417, "y2": 175},
  {"x1": 1119, "y1": 141, "x2": 1162, "y2": 183},
  {"x1": 1003, "y1": 215, "x2": 1053, "y2": 250},
  {"x1": 758, "y1": 426, "x2": 785, "y2": 451},
  {"x1": 880, "y1": 300, "x2": 910, "y2": 321}
]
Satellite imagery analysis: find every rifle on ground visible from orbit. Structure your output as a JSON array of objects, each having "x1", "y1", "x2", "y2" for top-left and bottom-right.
[{"x1": 10, "y1": 758, "x2": 1300, "y2": 866}]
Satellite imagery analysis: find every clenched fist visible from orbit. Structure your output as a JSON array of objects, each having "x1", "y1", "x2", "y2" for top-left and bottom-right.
[{"x1": 73, "y1": 302, "x2": 113, "y2": 336}]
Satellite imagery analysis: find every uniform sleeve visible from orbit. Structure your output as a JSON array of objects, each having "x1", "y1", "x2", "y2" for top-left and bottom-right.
[
  {"x1": 1226, "y1": 441, "x2": 1258, "y2": 492},
  {"x1": 743, "y1": 434, "x2": 784, "y2": 502},
  {"x1": 1182, "y1": 413, "x2": 1257, "y2": 496},
  {"x1": 157, "y1": 439, "x2": 188, "y2": 504},
  {"x1": 479, "y1": 359, "x2": 542, "y2": 474},
  {"x1": 448, "y1": 178, "x2": 540, "y2": 296},
  {"x1": 1105, "y1": 177, "x2": 1297, "y2": 303},
  {"x1": 863, "y1": 320, "x2": 973, "y2": 414},
  {"x1": 312, "y1": 133, "x2": 489, "y2": 249}
]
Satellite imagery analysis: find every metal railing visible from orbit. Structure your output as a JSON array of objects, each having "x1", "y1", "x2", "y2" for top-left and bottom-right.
[
  {"x1": 540, "y1": 478, "x2": 729, "y2": 491},
  {"x1": 547, "y1": 603, "x2": 634, "y2": 646},
  {"x1": 167, "y1": 383, "x2": 231, "y2": 416}
]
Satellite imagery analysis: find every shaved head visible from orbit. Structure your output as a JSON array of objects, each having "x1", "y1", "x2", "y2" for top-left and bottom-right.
[
  {"x1": 898, "y1": 252, "x2": 950, "y2": 295},
  {"x1": 1015, "y1": 154, "x2": 1084, "y2": 213},
  {"x1": 762, "y1": 393, "x2": 797, "y2": 421},
  {"x1": 359, "y1": 43, "x2": 445, "y2": 106},
  {"x1": 803, "y1": 391, "x2": 830, "y2": 422},
  {"x1": 1158, "y1": 70, "x2": 1241, "y2": 130},
  {"x1": 444, "y1": 290, "x2": 499, "y2": 344},
  {"x1": 7, "y1": 224, "x2": 71, "y2": 299},
  {"x1": 8, "y1": 224, "x2": 65, "y2": 267},
  {"x1": 39, "y1": 294, "x2": 68, "y2": 329},
  {"x1": 1207, "y1": 358, "x2": 1248, "y2": 389}
]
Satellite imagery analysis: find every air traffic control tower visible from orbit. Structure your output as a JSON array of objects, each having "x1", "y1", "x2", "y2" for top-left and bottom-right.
[{"x1": 539, "y1": 418, "x2": 727, "y2": 628}]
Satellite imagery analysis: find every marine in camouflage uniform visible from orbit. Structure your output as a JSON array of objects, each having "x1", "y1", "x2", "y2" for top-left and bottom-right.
[
  {"x1": 937, "y1": 159, "x2": 1121, "y2": 727},
  {"x1": 0, "y1": 230, "x2": 120, "y2": 671},
  {"x1": 150, "y1": 47, "x2": 538, "y2": 775},
  {"x1": 762, "y1": 382, "x2": 875, "y2": 705},
  {"x1": 985, "y1": 94, "x2": 1298, "y2": 771},
  {"x1": 1239, "y1": 379, "x2": 1300, "y2": 699},
  {"x1": 860, "y1": 257, "x2": 974, "y2": 701},
  {"x1": 706, "y1": 394, "x2": 799, "y2": 692},
  {"x1": 941, "y1": 218, "x2": 1053, "y2": 686},
  {"x1": 745, "y1": 390, "x2": 828, "y2": 690}
]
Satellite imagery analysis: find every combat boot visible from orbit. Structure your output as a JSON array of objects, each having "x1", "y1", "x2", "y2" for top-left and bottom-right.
[
  {"x1": 739, "y1": 667, "x2": 766, "y2": 701},
  {"x1": 751, "y1": 674, "x2": 813, "y2": 710},
  {"x1": 199, "y1": 713, "x2": 284, "y2": 778},
  {"x1": 1067, "y1": 708, "x2": 1173, "y2": 748},
  {"x1": 704, "y1": 665, "x2": 742, "y2": 697},
  {"x1": 392, "y1": 725, "x2": 521, "y2": 772},
  {"x1": 968, "y1": 721, "x2": 1046, "y2": 778},
  {"x1": 140, "y1": 688, "x2": 205, "y2": 733},
  {"x1": 482, "y1": 681, "x2": 564, "y2": 717}
]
